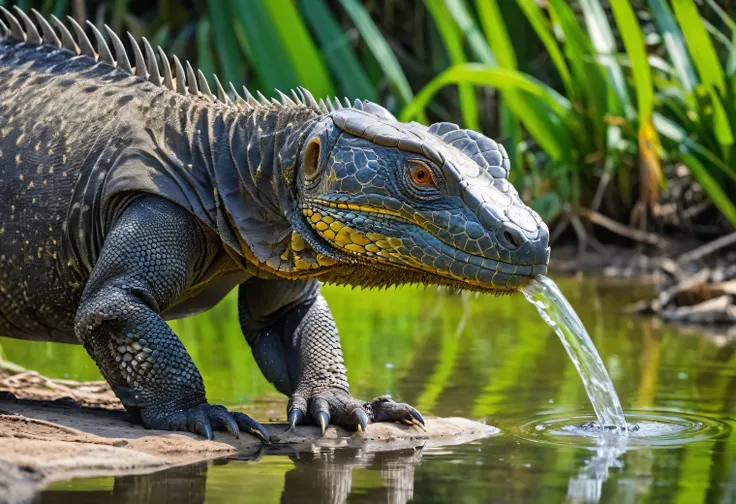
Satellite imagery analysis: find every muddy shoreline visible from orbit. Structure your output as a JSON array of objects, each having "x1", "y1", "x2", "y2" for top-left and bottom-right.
[{"x1": 0, "y1": 366, "x2": 498, "y2": 503}]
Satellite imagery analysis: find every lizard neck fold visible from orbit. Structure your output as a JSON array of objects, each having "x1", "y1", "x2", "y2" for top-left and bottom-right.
[
  {"x1": 100, "y1": 93, "x2": 338, "y2": 280},
  {"x1": 206, "y1": 103, "x2": 329, "y2": 277}
]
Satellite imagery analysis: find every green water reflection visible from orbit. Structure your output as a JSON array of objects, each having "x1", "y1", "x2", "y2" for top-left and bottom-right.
[{"x1": 4, "y1": 277, "x2": 736, "y2": 503}]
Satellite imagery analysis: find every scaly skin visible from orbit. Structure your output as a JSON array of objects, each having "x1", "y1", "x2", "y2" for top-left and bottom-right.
[{"x1": 0, "y1": 8, "x2": 549, "y2": 440}]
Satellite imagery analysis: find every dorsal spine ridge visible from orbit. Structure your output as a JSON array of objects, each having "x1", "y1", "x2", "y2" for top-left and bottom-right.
[{"x1": 0, "y1": 5, "x2": 366, "y2": 114}]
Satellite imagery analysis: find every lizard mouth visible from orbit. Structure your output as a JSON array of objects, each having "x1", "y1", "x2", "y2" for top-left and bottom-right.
[{"x1": 303, "y1": 198, "x2": 548, "y2": 291}]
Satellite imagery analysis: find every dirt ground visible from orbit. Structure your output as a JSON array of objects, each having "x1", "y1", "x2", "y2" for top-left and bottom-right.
[{"x1": 0, "y1": 363, "x2": 497, "y2": 503}]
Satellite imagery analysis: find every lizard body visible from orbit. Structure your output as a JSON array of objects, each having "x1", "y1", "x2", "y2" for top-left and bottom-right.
[{"x1": 0, "y1": 7, "x2": 549, "y2": 440}]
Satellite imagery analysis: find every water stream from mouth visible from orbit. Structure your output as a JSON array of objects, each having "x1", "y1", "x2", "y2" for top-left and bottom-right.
[{"x1": 521, "y1": 276, "x2": 628, "y2": 433}]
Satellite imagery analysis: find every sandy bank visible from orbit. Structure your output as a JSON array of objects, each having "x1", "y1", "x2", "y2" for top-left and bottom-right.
[{"x1": 0, "y1": 364, "x2": 497, "y2": 502}]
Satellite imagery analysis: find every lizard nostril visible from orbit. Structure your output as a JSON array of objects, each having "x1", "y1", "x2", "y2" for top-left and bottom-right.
[
  {"x1": 503, "y1": 230, "x2": 522, "y2": 248},
  {"x1": 497, "y1": 225, "x2": 527, "y2": 251}
]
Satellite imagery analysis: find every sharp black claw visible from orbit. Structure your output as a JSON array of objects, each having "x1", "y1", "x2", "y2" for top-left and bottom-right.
[
  {"x1": 232, "y1": 412, "x2": 270, "y2": 444},
  {"x1": 145, "y1": 403, "x2": 267, "y2": 441},
  {"x1": 288, "y1": 409, "x2": 304, "y2": 432},
  {"x1": 225, "y1": 415, "x2": 240, "y2": 439},
  {"x1": 402, "y1": 416, "x2": 426, "y2": 431},
  {"x1": 208, "y1": 405, "x2": 240, "y2": 439},
  {"x1": 202, "y1": 420, "x2": 213, "y2": 441},
  {"x1": 410, "y1": 408, "x2": 425, "y2": 427},
  {"x1": 318, "y1": 411, "x2": 329, "y2": 435},
  {"x1": 354, "y1": 408, "x2": 368, "y2": 432},
  {"x1": 251, "y1": 425, "x2": 270, "y2": 444}
]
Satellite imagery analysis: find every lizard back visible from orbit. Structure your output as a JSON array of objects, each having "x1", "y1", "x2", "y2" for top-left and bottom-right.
[{"x1": 0, "y1": 9, "x2": 328, "y2": 341}]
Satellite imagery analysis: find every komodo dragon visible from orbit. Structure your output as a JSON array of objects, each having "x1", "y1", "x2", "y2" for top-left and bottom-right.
[{"x1": 0, "y1": 6, "x2": 550, "y2": 441}]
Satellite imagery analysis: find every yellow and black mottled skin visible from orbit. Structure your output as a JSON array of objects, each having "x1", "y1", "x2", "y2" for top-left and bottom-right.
[{"x1": 0, "y1": 8, "x2": 549, "y2": 440}]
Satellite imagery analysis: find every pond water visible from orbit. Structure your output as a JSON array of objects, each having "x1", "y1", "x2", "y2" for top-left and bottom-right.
[{"x1": 2, "y1": 277, "x2": 735, "y2": 503}]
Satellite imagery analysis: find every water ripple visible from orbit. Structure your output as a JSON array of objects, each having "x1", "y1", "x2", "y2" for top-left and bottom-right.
[{"x1": 514, "y1": 410, "x2": 733, "y2": 448}]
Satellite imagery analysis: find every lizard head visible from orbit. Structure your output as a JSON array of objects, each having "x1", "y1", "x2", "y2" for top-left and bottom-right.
[{"x1": 295, "y1": 102, "x2": 550, "y2": 293}]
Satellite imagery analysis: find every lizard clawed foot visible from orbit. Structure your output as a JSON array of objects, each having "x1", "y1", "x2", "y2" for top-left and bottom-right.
[
  {"x1": 142, "y1": 403, "x2": 270, "y2": 442},
  {"x1": 287, "y1": 390, "x2": 424, "y2": 434},
  {"x1": 367, "y1": 394, "x2": 426, "y2": 430}
]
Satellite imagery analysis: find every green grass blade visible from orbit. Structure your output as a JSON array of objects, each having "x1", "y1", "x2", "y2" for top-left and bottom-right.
[
  {"x1": 707, "y1": 0, "x2": 736, "y2": 33},
  {"x1": 297, "y1": 0, "x2": 376, "y2": 100},
  {"x1": 339, "y1": 0, "x2": 414, "y2": 104},
  {"x1": 446, "y1": 0, "x2": 497, "y2": 65},
  {"x1": 473, "y1": 0, "x2": 514, "y2": 68},
  {"x1": 579, "y1": 0, "x2": 633, "y2": 118},
  {"x1": 703, "y1": 18, "x2": 733, "y2": 50},
  {"x1": 401, "y1": 64, "x2": 571, "y2": 121},
  {"x1": 708, "y1": 86, "x2": 735, "y2": 152},
  {"x1": 681, "y1": 153, "x2": 736, "y2": 228},
  {"x1": 207, "y1": 1, "x2": 244, "y2": 89},
  {"x1": 400, "y1": 64, "x2": 572, "y2": 160},
  {"x1": 499, "y1": 102, "x2": 523, "y2": 178},
  {"x1": 515, "y1": 0, "x2": 573, "y2": 97},
  {"x1": 672, "y1": 0, "x2": 726, "y2": 94},
  {"x1": 196, "y1": 19, "x2": 215, "y2": 88},
  {"x1": 262, "y1": 0, "x2": 335, "y2": 98},
  {"x1": 446, "y1": 0, "x2": 524, "y2": 171},
  {"x1": 50, "y1": 0, "x2": 68, "y2": 17},
  {"x1": 424, "y1": 0, "x2": 479, "y2": 130},
  {"x1": 727, "y1": 32, "x2": 736, "y2": 76},
  {"x1": 547, "y1": 0, "x2": 609, "y2": 146},
  {"x1": 467, "y1": 0, "x2": 524, "y2": 170},
  {"x1": 612, "y1": 0, "x2": 663, "y2": 198},
  {"x1": 150, "y1": 26, "x2": 171, "y2": 53},
  {"x1": 654, "y1": 112, "x2": 736, "y2": 181},
  {"x1": 610, "y1": 1, "x2": 654, "y2": 120},
  {"x1": 229, "y1": 0, "x2": 299, "y2": 94},
  {"x1": 170, "y1": 24, "x2": 196, "y2": 60},
  {"x1": 647, "y1": 0, "x2": 698, "y2": 92}
]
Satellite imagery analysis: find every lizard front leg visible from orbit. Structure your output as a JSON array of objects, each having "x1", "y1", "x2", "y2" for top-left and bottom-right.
[
  {"x1": 239, "y1": 278, "x2": 424, "y2": 433},
  {"x1": 75, "y1": 197, "x2": 268, "y2": 441}
]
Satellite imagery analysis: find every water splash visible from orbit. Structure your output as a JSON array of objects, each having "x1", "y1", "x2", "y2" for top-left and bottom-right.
[{"x1": 521, "y1": 276, "x2": 628, "y2": 432}]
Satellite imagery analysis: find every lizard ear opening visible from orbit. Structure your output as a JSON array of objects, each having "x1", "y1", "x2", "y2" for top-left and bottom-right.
[{"x1": 304, "y1": 137, "x2": 321, "y2": 182}]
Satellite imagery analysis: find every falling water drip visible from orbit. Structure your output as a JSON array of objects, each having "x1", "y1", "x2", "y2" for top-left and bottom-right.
[{"x1": 521, "y1": 276, "x2": 628, "y2": 433}]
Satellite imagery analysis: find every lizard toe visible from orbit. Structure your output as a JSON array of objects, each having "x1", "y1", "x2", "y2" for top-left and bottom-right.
[
  {"x1": 310, "y1": 397, "x2": 331, "y2": 435},
  {"x1": 365, "y1": 395, "x2": 426, "y2": 430},
  {"x1": 287, "y1": 393, "x2": 308, "y2": 431},
  {"x1": 353, "y1": 407, "x2": 369, "y2": 432},
  {"x1": 289, "y1": 388, "x2": 395, "y2": 433},
  {"x1": 232, "y1": 411, "x2": 270, "y2": 443},
  {"x1": 142, "y1": 403, "x2": 269, "y2": 441},
  {"x1": 287, "y1": 408, "x2": 305, "y2": 431},
  {"x1": 207, "y1": 404, "x2": 239, "y2": 439}
]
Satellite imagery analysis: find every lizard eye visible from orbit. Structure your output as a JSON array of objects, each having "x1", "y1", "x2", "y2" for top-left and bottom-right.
[
  {"x1": 408, "y1": 160, "x2": 436, "y2": 187},
  {"x1": 304, "y1": 137, "x2": 321, "y2": 182}
]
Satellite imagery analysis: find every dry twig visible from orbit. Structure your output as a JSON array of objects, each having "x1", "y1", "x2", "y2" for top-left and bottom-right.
[
  {"x1": 576, "y1": 206, "x2": 670, "y2": 248},
  {"x1": 677, "y1": 232, "x2": 736, "y2": 264}
]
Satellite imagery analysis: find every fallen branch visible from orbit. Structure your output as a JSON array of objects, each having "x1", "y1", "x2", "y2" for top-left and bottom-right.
[
  {"x1": 677, "y1": 231, "x2": 736, "y2": 265},
  {"x1": 575, "y1": 207, "x2": 670, "y2": 248}
]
